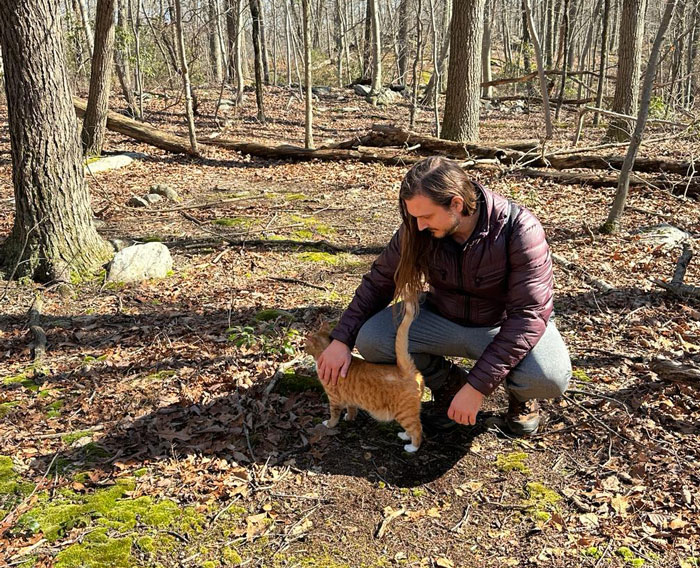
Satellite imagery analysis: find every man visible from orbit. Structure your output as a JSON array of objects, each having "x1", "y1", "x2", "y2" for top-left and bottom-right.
[{"x1": 317, "y1": 156, "x2": 571, "y2": 435}]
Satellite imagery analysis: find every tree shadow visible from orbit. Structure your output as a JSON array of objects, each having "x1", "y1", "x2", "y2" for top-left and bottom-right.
[{"x1": 0, "y1": 304, "x2": 474, "y2": 487}]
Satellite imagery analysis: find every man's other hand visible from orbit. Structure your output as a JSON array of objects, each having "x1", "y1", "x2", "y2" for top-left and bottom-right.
[
  {"x1": 317, "y1": 339, "x2": 352, "y2": 386},
  {"x1": 447, "y1": 383, "x2": 484, "y2": 426}
]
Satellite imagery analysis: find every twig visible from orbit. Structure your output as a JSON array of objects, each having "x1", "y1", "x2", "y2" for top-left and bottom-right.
[
  {"x1": 374, "y1": 506, "x2": 406, "y2": 539},
  {"x1": 265, "y1": 356, "x2": 306, "y2": 398},
  {"x1": 267, "y1": 277, "x2": 328, "y2": 291},
  {"x1": 147, "y1": 194, "x2": 266, "y2": 213},
  {"x1": 565, "y1": 389, "x2": 632, "y2": 415},
  {"x1": 562, "y1": 394, "x2": 641, "y2": 447},
  {"x1": 450, "y1": 504, "x2": 471, "y2": 533}
]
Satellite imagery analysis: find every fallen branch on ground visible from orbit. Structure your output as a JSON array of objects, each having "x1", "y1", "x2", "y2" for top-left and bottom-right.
[{"x1": 650, "y1": 356, "x2": 700, "y2": 385}]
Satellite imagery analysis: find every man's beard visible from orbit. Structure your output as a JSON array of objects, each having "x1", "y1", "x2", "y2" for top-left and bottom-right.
[{"x1": 430, "y1": 215, "x2": 461, "y2": 239}]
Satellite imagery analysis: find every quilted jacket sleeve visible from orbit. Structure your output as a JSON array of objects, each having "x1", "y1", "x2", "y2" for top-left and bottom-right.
[
  {"x1": 466, "y1": 209, "x2": 554, "y2": 397},
  {"x1": 329, "y1": 228, "x2": 402, "y2": 349}
]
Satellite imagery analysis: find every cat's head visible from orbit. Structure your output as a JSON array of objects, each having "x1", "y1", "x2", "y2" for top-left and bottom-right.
[{"x1": 304, "y1": 322, "x2": 332, "y2": 358}]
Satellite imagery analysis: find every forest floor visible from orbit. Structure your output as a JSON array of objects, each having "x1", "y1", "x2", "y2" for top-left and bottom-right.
[{"x1": 0, "y1": 85, "x2": 699, "y2": 568}]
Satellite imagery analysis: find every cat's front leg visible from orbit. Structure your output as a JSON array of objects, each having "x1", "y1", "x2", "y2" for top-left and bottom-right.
[{"x1": 323, "y1": 402, "x2": 343, "y2": 428}]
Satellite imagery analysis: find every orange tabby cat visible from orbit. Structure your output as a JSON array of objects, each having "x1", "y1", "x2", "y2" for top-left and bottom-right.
[{"x1": 305, "y1": 301, "x2": 424, "y2": 452}]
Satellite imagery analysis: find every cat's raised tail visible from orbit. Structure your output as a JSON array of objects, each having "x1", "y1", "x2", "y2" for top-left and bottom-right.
[{"x1": 395, "y1": 301, "x2": 419, "y2": 378}]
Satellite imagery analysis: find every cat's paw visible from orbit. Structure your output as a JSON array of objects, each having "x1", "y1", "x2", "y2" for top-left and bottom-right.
[
  {"x1": 403, "y1": 443, "x2": 419, "y2": 453},
  {"x1": 323, "y1": 420, "x2": 334, "y2": 428},
  {"x1": 397, "y1": 431, "x2": 410, "y2": 441}
]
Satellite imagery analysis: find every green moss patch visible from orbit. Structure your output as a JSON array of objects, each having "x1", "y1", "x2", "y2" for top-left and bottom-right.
[
  {"x1": 0, "y1": 456, "x2": 36, "y2": 518},
  {"x1": 571, "y1": 368, "x2": 592, "y2": 382},
  {"x1": 62, "y1": 431, "x2": 94, "y2": 446},
  {"x1": 254, "y1": 308, "x2": 295, "y2": 322},
  {"x1": 496, "y1": 452, "x2": 530, "y2": 474},
  {"x1": 275, "y1": 369, "x2": 324, "y2": 395},
  {"x1": 0, "y1": 401, "x2": 20, "y2": 418},
  {"x1": 523, "y1": 482, "x2": 561, "y2": 524},
  {"x1": 55, "y1": 530, "x2": 132, "y2": 568},
  {"x1": 616, "y1": 547, "x2": 644, "y2": 567},
  {"x1": 213, "y1": 217, "x2": 254, "y2": 229},
  {"x1": 284, "y1": 192, "x2": 307, "y2": 201},
  {"x1": 291, "y1": 215, "x2": 335, "y2": 238},
  {"x1": 3, "y1": 373, "x2": 40, "y2": 392}
]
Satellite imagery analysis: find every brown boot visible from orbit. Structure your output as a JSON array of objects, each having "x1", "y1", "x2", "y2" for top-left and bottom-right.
[
  {"x1": 504, "y1": 392, "x2": 541, "y2": 436},
  {"x1": 422, "y1": 364, "x2": 470, "y2": 432}
]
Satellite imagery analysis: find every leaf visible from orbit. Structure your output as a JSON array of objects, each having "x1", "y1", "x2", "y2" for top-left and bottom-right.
[
  {"x1": 670, "y1": 517, "x2": 688, "y2": 530},
  {"x1": 579, "y1": 513, "x2": 599, "y2": 529},
  {"x1": 434, "y1": 557, "x2": 454, "y2": 568},
  {"x1": 611, "y1": 495, "x2": 630, "y2": 517},
  {"x1": 246, "y1": 513, "x2": 269, "y2": 541}
]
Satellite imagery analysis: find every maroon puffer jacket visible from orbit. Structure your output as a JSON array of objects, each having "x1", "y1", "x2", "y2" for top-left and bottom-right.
[{"x1": 329, "y1": 182, "x2": 554, "y2": 397}]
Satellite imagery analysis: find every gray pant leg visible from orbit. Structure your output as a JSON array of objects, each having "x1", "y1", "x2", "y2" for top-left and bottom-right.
[{"x1": 355, "y1": 303, "x2": 571, "y2": 401}]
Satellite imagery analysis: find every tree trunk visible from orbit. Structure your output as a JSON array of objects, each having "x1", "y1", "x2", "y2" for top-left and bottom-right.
[
  {"x1": 114, "y1": 0, "x2": 139, "y2": 119},
  {"x1": 302, "y1": 0, "x2": 314, "y2": 148},
  {"x1": 605, "y1": 0, "x2": 648, "y2": 141},
  {"x1": 521, "y1": 0, "x2": 532, "y2": 72},
  {"x1": 409, "y1": 0, "x2": 423, "y2": 129},
  {"x1": 0, "y1": 0, "x2": 112, "y2": 282},
  {"x1": 523, "y1": 0, "x2": 553, "y2": 138},
  {"x1": 76, "y1": 0, "x2": 95, "y2": 58},
  {"x1": 173, "y1": 0, "x2": 198, "y2": 154},
  {"x1": 441, "y1": 0, "x2": 485, "y2": 142},
  {"x1": 81, "y1": 0, "x2": 117, "y2": 157},
  {"x1": 259, "y1": 0, "x2": 271, "y2": 84},
  {"x1": 593, "y1": 0, "x2": 610, "y2": 125},
  {"x1": 228, "y1": 0, "x2": 245, "y2": 103},
  {"x1": 603, "y1": 0, "x2": 678, "y2": 232},
  {"x1": 249, "y1": 0, "x2": 267, "y2": 122},
  {"x1": 554, "y1": 0, "x2": 569, "y2": 119},
  {"x1": 423, "y1": 0, "x2": 451, "y2": 104},
  {"x1": 369, "y1": 0, "x2": 382, "y2": 95},
  {"x1": 362, "y1": 0, "x2": 372, "y2": 80},
  {"x1": 285, "y1": 0, "x2": 292, "y2": 85},
  {"x1": 482, "y1": 0, "x2": 493, "y2": 98},
  {"x1": 209, "y1": 0, "x2": 224, "y2": 83},
  {"x1": 397, "y1": 0, "x2": 410, "y2": 86},
  {"x1": 131, "y1": 0, "x2": 144, "y2": 119}
]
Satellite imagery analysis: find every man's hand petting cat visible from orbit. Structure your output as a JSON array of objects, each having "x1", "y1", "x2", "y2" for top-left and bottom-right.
[
  {"x1": 447, "y1": 383, "x2": 484, "y2": 426},
  {"x1": 317, "y1": 339, "x2": 352, "y2": 386}
]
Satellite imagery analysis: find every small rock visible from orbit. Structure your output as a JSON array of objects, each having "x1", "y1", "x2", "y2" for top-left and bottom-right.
[
  {"x1": 109, "y1": 239, "x2": 131, "y2": 252},
  {"x1": 636, "y1": 224, "x2": 689, "y2": 248},
  {"x1": 150, "y1": 184, "x2": 180, "y2": 202},
  {"x1": 107, "y1": 243, "x2": 173, "y2": 283},
  {"x1": 127, "y1": 196, "x2": 149, "y2": 208},
  {"x1": 143, "y1": 193, "x2": 163, "y2": 205},
  {"x1": 339, "y1": 106, "x2": 360, "y2": 113},
  {"x1": 353, "y1": 84, "x2": 371, "y2": 96},
  {"x1": 312, "y1": 86, "x2": 332, "y2": 96}
]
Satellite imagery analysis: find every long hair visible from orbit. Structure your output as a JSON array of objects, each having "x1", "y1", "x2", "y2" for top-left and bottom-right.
[{"x1": 394, "y1": 157, "x2": 478, "y2": 304}]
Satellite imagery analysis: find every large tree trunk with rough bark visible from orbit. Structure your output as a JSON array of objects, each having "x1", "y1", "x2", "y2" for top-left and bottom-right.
[
  {"x1": 441, "y1": 0, "x2": 486, "y2": 142},
  {"x1": 0, "y1": 0, "x2": 112, "y2": 282},
  {"x1": 81, "y1": 0, "x2": 117, "y2": 157},
  {"x1": 605, "y1": 0, "x2": 648, "y2": 141}
]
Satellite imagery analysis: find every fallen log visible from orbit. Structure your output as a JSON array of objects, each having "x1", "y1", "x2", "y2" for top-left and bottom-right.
[
  {"x1": 483, "y1": 95, "x2": 595, "y2": 105},
  {"x1": 73, "y1": 97, "x2": 199, "y2": 156},
  {"x1": 513, "y1": 168, "x2": 700, "y2": 199},
  {"x1": 351, "y1": 124, "x2": 532, "y2": 161},
  {"x1": 199, "y1": 137, "x2": 425, "y2": 164},
  {"x1": 650, "y1": 356, "x2": 700, "y2": 385},
  {"x1": 530, "y1": 155, "x2": 696, "y2": 176}
]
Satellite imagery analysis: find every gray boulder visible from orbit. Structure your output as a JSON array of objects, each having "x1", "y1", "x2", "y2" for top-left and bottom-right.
[
  {"x1": 107, "y1": 243, "x2": 173, "y2": 283},
  {"x1": 150, "y1": 184, "x2": 180, "y2": 202},
  {"x1": 143, "y1": 193, "x2": 163, "y2": 205},
  {"x1": 353, "y1": 84, "x2": 371, "y2": 96},
  {"x1": 127, "y1": 196, "x2": 149, "y2": 208},
  {"x1": 367, "y1": 88, "x2": 402, "y2": 106}
]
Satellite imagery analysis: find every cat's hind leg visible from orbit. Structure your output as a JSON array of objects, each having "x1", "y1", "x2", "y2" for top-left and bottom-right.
[
  {"x1": 345, "y1": 406, "x2": 358, "y2": 421},
  {"x1": 323, "y1": 401, "x2": 343, "y2": 428},
  {"x1": 396, "y1": 412, "x2": 423, "y2": 453}
]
